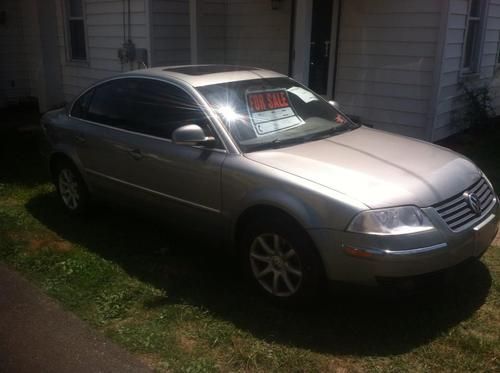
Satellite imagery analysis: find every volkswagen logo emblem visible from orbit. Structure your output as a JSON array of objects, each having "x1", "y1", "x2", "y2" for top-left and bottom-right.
[{"x1": 464, "y1": 192, "x2": 482, "y2": 215}]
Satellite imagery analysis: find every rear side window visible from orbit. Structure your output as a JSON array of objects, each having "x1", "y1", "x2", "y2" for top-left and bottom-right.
[
  {"x1": 71, "y1": 88, "x2": 94, "y2": 119},
  {"x1": 86, "y1": 79, "x2": 142, "y2": 131},
  {"x1": 86, "y1": 78, "x2": 214, "y2": 140}
]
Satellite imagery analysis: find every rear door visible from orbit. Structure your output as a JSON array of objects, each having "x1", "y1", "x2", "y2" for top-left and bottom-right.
[{"x1": 68, "y1": 87, "x2": 116, "y2": 190}]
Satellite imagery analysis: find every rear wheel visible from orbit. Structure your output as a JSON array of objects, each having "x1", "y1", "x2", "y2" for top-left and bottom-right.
[
  {"x1": 54, "y1": 160, "x2": 90, "y2": 215},
  {"x1": 240, "y1": 213, "x2": 323, "y2": 304}
]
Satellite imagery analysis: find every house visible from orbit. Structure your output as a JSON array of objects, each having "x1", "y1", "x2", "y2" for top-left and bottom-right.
[{"x1": 2, "y1": 0, "x2": 500, "y2": 141}]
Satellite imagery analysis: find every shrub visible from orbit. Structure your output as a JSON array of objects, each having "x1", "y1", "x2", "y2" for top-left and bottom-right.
[{"x1": 462, "y1": 84, "x2": 495, "y2": 129}]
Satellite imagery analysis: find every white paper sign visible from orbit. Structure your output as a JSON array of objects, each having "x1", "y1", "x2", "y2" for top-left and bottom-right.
[
  {"x1": 246, "y1": 90, "x2": 304, "y2": 136},
  {"x1": 287, "y1": 86, "x2": 318, "y2": 103}
]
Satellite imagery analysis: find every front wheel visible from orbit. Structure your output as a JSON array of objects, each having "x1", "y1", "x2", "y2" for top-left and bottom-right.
[
  {"x1": 54, "y1": 160, "x2": 90, "y2": 215},
  {"x1": 240, "y1": 214, "x2": 323, "y2": 304}
]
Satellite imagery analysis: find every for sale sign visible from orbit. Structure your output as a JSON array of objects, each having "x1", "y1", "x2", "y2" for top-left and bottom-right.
[{"x1": 246, "y1": 89, "x2": 304, "y2": 136}]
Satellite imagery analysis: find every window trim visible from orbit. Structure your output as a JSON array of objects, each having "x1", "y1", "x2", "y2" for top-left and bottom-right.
[
  {"x1": 496, "y1": 30, "x2": 500, "y2": 68},
  {"x1": 461, "y1": 0, "x2": 488, "y2": 75},
  {"x1": 63, "y1": 0, "x2": 89, "y2": 63},
  {"x1": 68, "y1": 76, "x2": 232, "y2": 153}
]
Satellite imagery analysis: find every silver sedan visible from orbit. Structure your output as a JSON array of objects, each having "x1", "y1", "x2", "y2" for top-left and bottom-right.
[{"x1": 40, "y1": 65, "x2": 499, "y2": 303}]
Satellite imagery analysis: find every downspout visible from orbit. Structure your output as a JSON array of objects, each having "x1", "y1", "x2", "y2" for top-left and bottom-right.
[
  {"x1": 189, "y1": 0, "x2": 198, "y2": 64},
  {"x1": 145, "y1": 0, "x2": 153, "y2": 66},
  {"x1": 122, "y1": 0, "x2": 126, "y2": 71},
  {"x1": 128, "y1": 0, "x2": 132, "y2": 44},
  {"x1": 122, "y1": 0, "x2": 127, "y2": 43},
  {"x1": 331, "y1": 0, "x2": 342, "y2": 99},
  {"x1": 426, "y1": 0, "x2": 451, "y2": 142},
  {"x1": 288, "y1": 0, "x2": 297, "y2": 76}
]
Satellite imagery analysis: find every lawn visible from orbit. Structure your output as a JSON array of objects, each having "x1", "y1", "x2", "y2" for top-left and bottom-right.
[{"x1": 1, "y1": 120, "x2": 499, "y2": 372}]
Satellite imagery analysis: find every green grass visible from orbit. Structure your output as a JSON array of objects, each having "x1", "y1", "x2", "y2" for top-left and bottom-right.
[{"x1": 1, "y1": 125, "x2": 500, "y2": 372}]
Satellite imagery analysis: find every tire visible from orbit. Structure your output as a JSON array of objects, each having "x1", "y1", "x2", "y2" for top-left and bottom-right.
[
  {"x1": 54, "y1": 160, "x2": 90, "y2": 215},
  {"x1": 239, "y1": 213, "x2": 324, "y2": 305}
]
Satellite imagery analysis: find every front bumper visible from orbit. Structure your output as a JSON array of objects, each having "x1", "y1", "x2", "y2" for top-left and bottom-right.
[{"x1": 309, "y1": 201, "x2": 499, "y2": 286}]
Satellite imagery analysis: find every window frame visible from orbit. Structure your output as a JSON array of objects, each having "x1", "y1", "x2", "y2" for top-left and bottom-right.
[
  {"x1": 63, "y1": 0, "x2": 89, "y2": 63},
  {"x1": 68, "y1": 76, "x2": 229, "y2": 152},
  {"x1": 461, "y1": 0, "x2": 487, "y2": 75},
  {"x1": 70, "y1": 87, "x2": 95, "y2": 119},
  {"x1": 496, "y1": 30, "x2": 500, "y2": 68}
]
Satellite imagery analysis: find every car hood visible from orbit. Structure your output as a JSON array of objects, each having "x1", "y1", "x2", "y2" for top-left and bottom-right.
[{"x1": 245, "y1": 127, "x2": 481, "y2": 208}]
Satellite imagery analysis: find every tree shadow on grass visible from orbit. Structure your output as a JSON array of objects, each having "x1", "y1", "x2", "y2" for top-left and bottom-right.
[{"x1": 25, "y1": 191, "x2": 493, "y2": 357}]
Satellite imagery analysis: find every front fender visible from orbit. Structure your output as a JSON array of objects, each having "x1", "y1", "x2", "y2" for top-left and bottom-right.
[{"x1": 221, "y1": 154, "x2": 367, "y2": 244}]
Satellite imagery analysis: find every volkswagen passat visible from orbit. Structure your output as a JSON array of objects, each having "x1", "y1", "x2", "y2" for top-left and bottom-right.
[{"x1": 40, "y1": 65, "x2": 499, "y2": 303}]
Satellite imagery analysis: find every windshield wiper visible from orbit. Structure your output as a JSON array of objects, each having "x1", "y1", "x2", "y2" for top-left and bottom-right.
[
  {"x1": 246, "y1": 136, "x2": 306, "y2": 152},
  {"x1": 306, "y1": 125, "x2": 351, "y2": 141}
]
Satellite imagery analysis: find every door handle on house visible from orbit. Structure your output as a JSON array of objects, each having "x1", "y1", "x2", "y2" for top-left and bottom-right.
[
  {"x1": 128, "y1": 148, "x2": 143, "y2": 160},
  {"x1": 324, "y1": 40, "x2": 330, "y2": 58}
]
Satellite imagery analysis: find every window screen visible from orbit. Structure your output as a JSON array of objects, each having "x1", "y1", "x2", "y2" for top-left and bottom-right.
[
  {"x1": 463, "y1": 0, "x2": 483, "y2": 72},
  {"x1": 67, "y1": 0, "x2": 86, "y2": 60}
]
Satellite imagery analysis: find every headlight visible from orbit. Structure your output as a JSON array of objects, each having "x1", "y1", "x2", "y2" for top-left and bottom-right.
[{"x1": 347, "y1": 206, "x2": 434, "y2": 235}]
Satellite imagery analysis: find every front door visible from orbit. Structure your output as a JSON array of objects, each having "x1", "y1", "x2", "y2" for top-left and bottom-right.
[
  {"x1": 308, "y1": 0, "x2": 334, "y2": 96},
  {"x1": 293, "y1": 0, "x2": 339, "y2": 98}
]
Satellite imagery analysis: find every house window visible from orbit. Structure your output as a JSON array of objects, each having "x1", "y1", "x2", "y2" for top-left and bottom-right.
[
  {"x1": 66, "y1": 0, "x2": 87, "y2": 60},
  {"x1": 462, "y1": 0, "x2": 484, "y2": 73}
]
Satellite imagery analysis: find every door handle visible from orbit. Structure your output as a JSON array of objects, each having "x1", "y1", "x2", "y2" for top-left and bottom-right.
[
  {"x1": 324, "y1": 40, "x2": 331, "y2": 57},
  {"x1": 128, "y1": 148, "x2": 143, "y2": 160},
  {"x1": 75, "y1": 134, "x2": 86, "y2": 144}
]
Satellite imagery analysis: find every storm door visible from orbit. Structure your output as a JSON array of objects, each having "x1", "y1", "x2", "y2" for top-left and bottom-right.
[{"x1": 308, "y1": 0, "x2": 335, "y2": 96}]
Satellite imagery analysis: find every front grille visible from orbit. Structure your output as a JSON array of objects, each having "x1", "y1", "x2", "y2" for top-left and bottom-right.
[{"x1": 433, "y1": 177, "x2": 496, "y2": 232}]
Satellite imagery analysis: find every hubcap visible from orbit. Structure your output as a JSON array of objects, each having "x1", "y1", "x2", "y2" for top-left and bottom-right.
[
  {"x1": 249, "y1": 233, "x2": 303, "y2": 297},
  {"x1": 58, "y1": 168, "x2": 80, "y2": 210}
]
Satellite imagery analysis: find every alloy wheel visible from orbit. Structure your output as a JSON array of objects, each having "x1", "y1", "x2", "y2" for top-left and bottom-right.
[
  {"x1": 58, "y1": 168, "x2": 80, "y2": 210},
  {"x1": 249, "y1": 233, "x2": 303, "y2": 297}
]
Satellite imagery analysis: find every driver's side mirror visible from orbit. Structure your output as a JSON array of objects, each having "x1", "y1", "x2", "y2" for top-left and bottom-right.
[
  {"x1": 329, "y1": 101, "x2": 341, "y2": 110},
  {"x1": 172, "y1": 124, "x2": 215, "y2": 146}
]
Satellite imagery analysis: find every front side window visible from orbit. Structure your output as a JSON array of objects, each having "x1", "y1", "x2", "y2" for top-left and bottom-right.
[
  {"x1": 136, "y1": 80, "x2": 214, "y2": 140},
  {"x1": 66, "y1": 0, "x2": 87, "y2": 60},
  {"x1": 86, "y1": 78, "x2": 216, "y2": 141},
  {"x1": 86, "y1": 79, "x2": 138, "y2": 130},
  {"x1": 463, "y1": 0, "x2": 484, "y2": 72},
  {"x1": 197, "y1": 78, "x2": 358, "y2": 153}
]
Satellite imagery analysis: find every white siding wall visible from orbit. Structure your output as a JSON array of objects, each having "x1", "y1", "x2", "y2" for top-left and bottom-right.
[
  {"x1": 55, "y1": 0, "x2": 149, "y2": 102},
  {"x1": 151, "y1": 0, "x2": 191, "y2": 66},
  {"x1": 0, "y1": 0, "x2": 31, "y2": 108},
  {"x1": 334, "y1": 0, "x2": 442, "y2": 139},
  {"x1": 224, "y1": 0, "x2": 291, "y2": 74},
  {"x1": 433, "y1": 0, "x2": 500, "y2": 140}
]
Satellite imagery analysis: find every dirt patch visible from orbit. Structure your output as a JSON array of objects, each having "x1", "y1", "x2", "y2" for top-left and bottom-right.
[
  {"x1": 6, "y1": 231, "x2": 73, "y2": 253},
  {"x1": 493, "y1": 229, "x2": 500, "y2": 247},
  {"x1": 137, "y1": 353, "x2": 168, "y2": 372},
  {"x1": 175, "y1": 328, "x2": 197, "y2": 353},
  {"x1": 29, "y1": 238, "x2": 73, "y2": 252},
  {"x1": 325, "y1": 361, "x2": 362, "y2": 373}
]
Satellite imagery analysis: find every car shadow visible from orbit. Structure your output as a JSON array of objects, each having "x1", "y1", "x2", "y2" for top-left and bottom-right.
[{"x1": 25, "y1": 191, "x2": 492, "y2": 357}]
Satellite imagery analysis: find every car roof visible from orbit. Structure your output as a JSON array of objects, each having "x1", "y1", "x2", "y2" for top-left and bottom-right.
[{"x1": 121, "y1": 64, "x2": 286, "y2": 87}]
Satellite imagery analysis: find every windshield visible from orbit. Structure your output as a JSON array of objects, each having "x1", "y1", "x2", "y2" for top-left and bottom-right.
[{"x1": 197, "y1": 77, "x2": 359, "y2": 152}]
